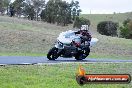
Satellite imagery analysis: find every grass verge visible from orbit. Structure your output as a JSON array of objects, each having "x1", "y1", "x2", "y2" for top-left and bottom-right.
[
  {"x1": 0, "y1": 52, "x2": 46, "y2": 57},
  {"x1": 0, "y1": 63, "x2": 131, "y2": 88},
  {"x1": 0, "y1": 52, "x2": 131, "y2": 60},
  {"x1": 89, "y1": 53, "x2": 132, "y2": 60}
]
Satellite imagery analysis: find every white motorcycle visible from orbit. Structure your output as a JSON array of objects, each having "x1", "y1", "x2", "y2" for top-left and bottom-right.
[{"x1": 47, "y1": 30, "x2": 98, "y2": 60}]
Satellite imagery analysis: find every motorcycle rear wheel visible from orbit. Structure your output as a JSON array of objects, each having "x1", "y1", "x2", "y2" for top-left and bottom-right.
[{"x1": 75, "y1": 47, "x2": 90, "y2": 60}]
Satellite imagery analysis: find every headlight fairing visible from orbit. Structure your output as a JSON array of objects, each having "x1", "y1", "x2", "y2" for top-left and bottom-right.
[{"x1": 56, "y1": 40, "x2": 63, "y2": 48}]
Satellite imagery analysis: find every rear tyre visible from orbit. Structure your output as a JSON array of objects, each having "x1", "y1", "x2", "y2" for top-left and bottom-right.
[
  {"x1": 47, "y1": 47, "x2": 58, "y2": 60},
  {"x1": 75, "y1": 47, "x2": 90, "y2": 60}
]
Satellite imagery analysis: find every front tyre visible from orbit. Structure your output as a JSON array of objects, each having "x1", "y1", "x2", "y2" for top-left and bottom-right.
[{"x1": 47, "y1": 47, "x2": 58, "y2": 60}]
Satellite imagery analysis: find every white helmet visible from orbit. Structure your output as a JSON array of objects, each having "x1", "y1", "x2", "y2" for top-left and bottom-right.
[{"x1": 80, "y1": 25, "x2": 89, "y2": 30}]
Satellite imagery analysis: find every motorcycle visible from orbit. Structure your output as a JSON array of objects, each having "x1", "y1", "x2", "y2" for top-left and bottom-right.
[{"x1": 47, "y1": 30, "x2": 98, "y2": 60}]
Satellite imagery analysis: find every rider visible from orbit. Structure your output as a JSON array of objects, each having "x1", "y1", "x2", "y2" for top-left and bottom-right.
[{"x1": 75, "y1": 25, "x2": 92, "y2": 45}]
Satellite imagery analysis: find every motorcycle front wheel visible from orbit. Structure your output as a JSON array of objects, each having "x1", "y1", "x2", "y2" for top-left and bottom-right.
[{"x1": 47, "y1": 47, "x2": 58, "y2": 60}]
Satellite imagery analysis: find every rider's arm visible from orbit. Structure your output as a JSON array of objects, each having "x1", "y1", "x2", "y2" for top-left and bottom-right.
[
  {"x1": 74, "y1": 31, "x2": 80, "y2": 34},
  {"x1": 87, "y1": 32, "x2": 92, "y2": 41}
]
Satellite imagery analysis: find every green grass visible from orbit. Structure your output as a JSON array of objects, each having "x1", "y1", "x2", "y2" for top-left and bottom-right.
[
  {"x1": 0, "y1": 63, "x2": 131, "y2": 88},
  {"x1": 0, "y1": 22, "x2": 35, "y2": 31},
  {"x1": 90, "y1": 34, "x2": 132, "y2": 60},
  {"x1": 0, "y1": 52, "x2": 131, "y2": 60},
  {"x1": 0, "y1": 11, "x2": 132, "y2": 88},
  {"x1": 89, "y1": 53, "x2": 132, "y2": 60},
  {"x1": 0, "y1": 15, "x2": 132, "y2": 59},
  {"x1": 81, "y1": 12, "x2": 132, "y2": 27},
  {"x1": 0, "y1": 52, "x2": 46, "y2": 56},
  {"x1": 0, "y1": 16, "x2": 70, "y2": 54}
]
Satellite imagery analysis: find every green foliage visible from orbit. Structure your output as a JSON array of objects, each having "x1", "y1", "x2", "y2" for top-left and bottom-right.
[
  {"x1": 70, "y1": 0, "x2": 81, "y2": 20},
  {"x1": 73, "y1": 17, "x2": 90, "y2": 28},
  {"x1": 31, "y1": 0, "x2": 45, "y2": 20},
  {"x1": 123, "y1": 18, "x2": 131, "y2": 26},
  {"x1": 0, "y1": 0, "x2": 4, "y2": 15},
  {"x1": 9, "y1": 4, "x2": 15, "y2": 17},
  {"x1": 7, "y1": 0, "x2": 81, "y2": 26},
  {"x1": 23, "y1": 4, "x2": 35, "y2": 20},
  {"x1": 120, "y1": 19, "x2": 132, "y2": 39},
  {"x1": 0, "y1": 0, "x2": 10, "y2": 15},
  {"x1": 12, "y1": 0, "x2": 25, "y2": 16},
  {"x1": 40, "y1": 0, "x2": 81, "y2": 26},
  {"x1": 11, "y1": 0, "x2": 45, "y2": 19},
  {"x1": 97, "y1": 21, "x2": 118, "y2": 36}
]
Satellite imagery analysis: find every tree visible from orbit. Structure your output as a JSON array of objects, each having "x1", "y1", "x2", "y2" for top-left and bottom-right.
[
  {"x1": 57, "y1": 0, "x2": 70, "y2": 26},
  {"x1": 40, "y1": 9, "x2": 46, "y2": 21},
  {"x1": 23, "y1": 2, "x2": 35, "y2": 20},
  {"x1": 70, "y1": 0, "x2": 81, "y2": 21},
  {"x1": 12, "y1": 0, "x2": 25, "y2": 17},
  {"x1": 31, "y1": 0, "x2": 45, "y2": 21},
  {"x1": 123, "y1": 18, "x2": 131, "y2": 26},
  {"x1": 9, "y1": 4, "x2": 15, "y2": 17},
  {"x1": 3, "y1": 0, "x2": 11, "y2": 15},
  {"x1": 40, "y1": 0, "x2": 80, "y2": 26},
  {"x1": 120, "y1": 19, "x2": 132, "y2": 39},
  {"x1": 97, "y1": 21, "x2": 118, "y2": 36},
  {"x1": 43, "y1": 0, "x2": 55, "y2": 23},
  {"x1": 73, "y1": 17, "x2": 90, "y2": 28},
  {"x1": 0, "y1": 0, "x2": 11, "y2": 15},
  {"x1": 0, "y1": 0, "x2": 4, "y2": 15}
]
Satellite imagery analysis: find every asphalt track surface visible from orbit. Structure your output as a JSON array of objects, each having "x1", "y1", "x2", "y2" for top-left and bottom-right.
[{"x1": 0, "y1": 56, "x2": 132, "y2": 65}]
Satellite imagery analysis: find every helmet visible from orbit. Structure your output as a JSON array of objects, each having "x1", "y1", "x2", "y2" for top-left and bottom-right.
[{"x1": 80, "y1": 25, "x2": 89, "y2": 31}]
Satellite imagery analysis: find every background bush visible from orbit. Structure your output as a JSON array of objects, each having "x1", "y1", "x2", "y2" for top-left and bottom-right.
[
  {"x1": 97, "y1": 21, "x2": 118, "y2": 36},
  {"x1": 73, "y1": 17, "x2": 90, "y2": 28},
  {"x1": 120, "y1": 19, "x2": 132, "y2": 39}
]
